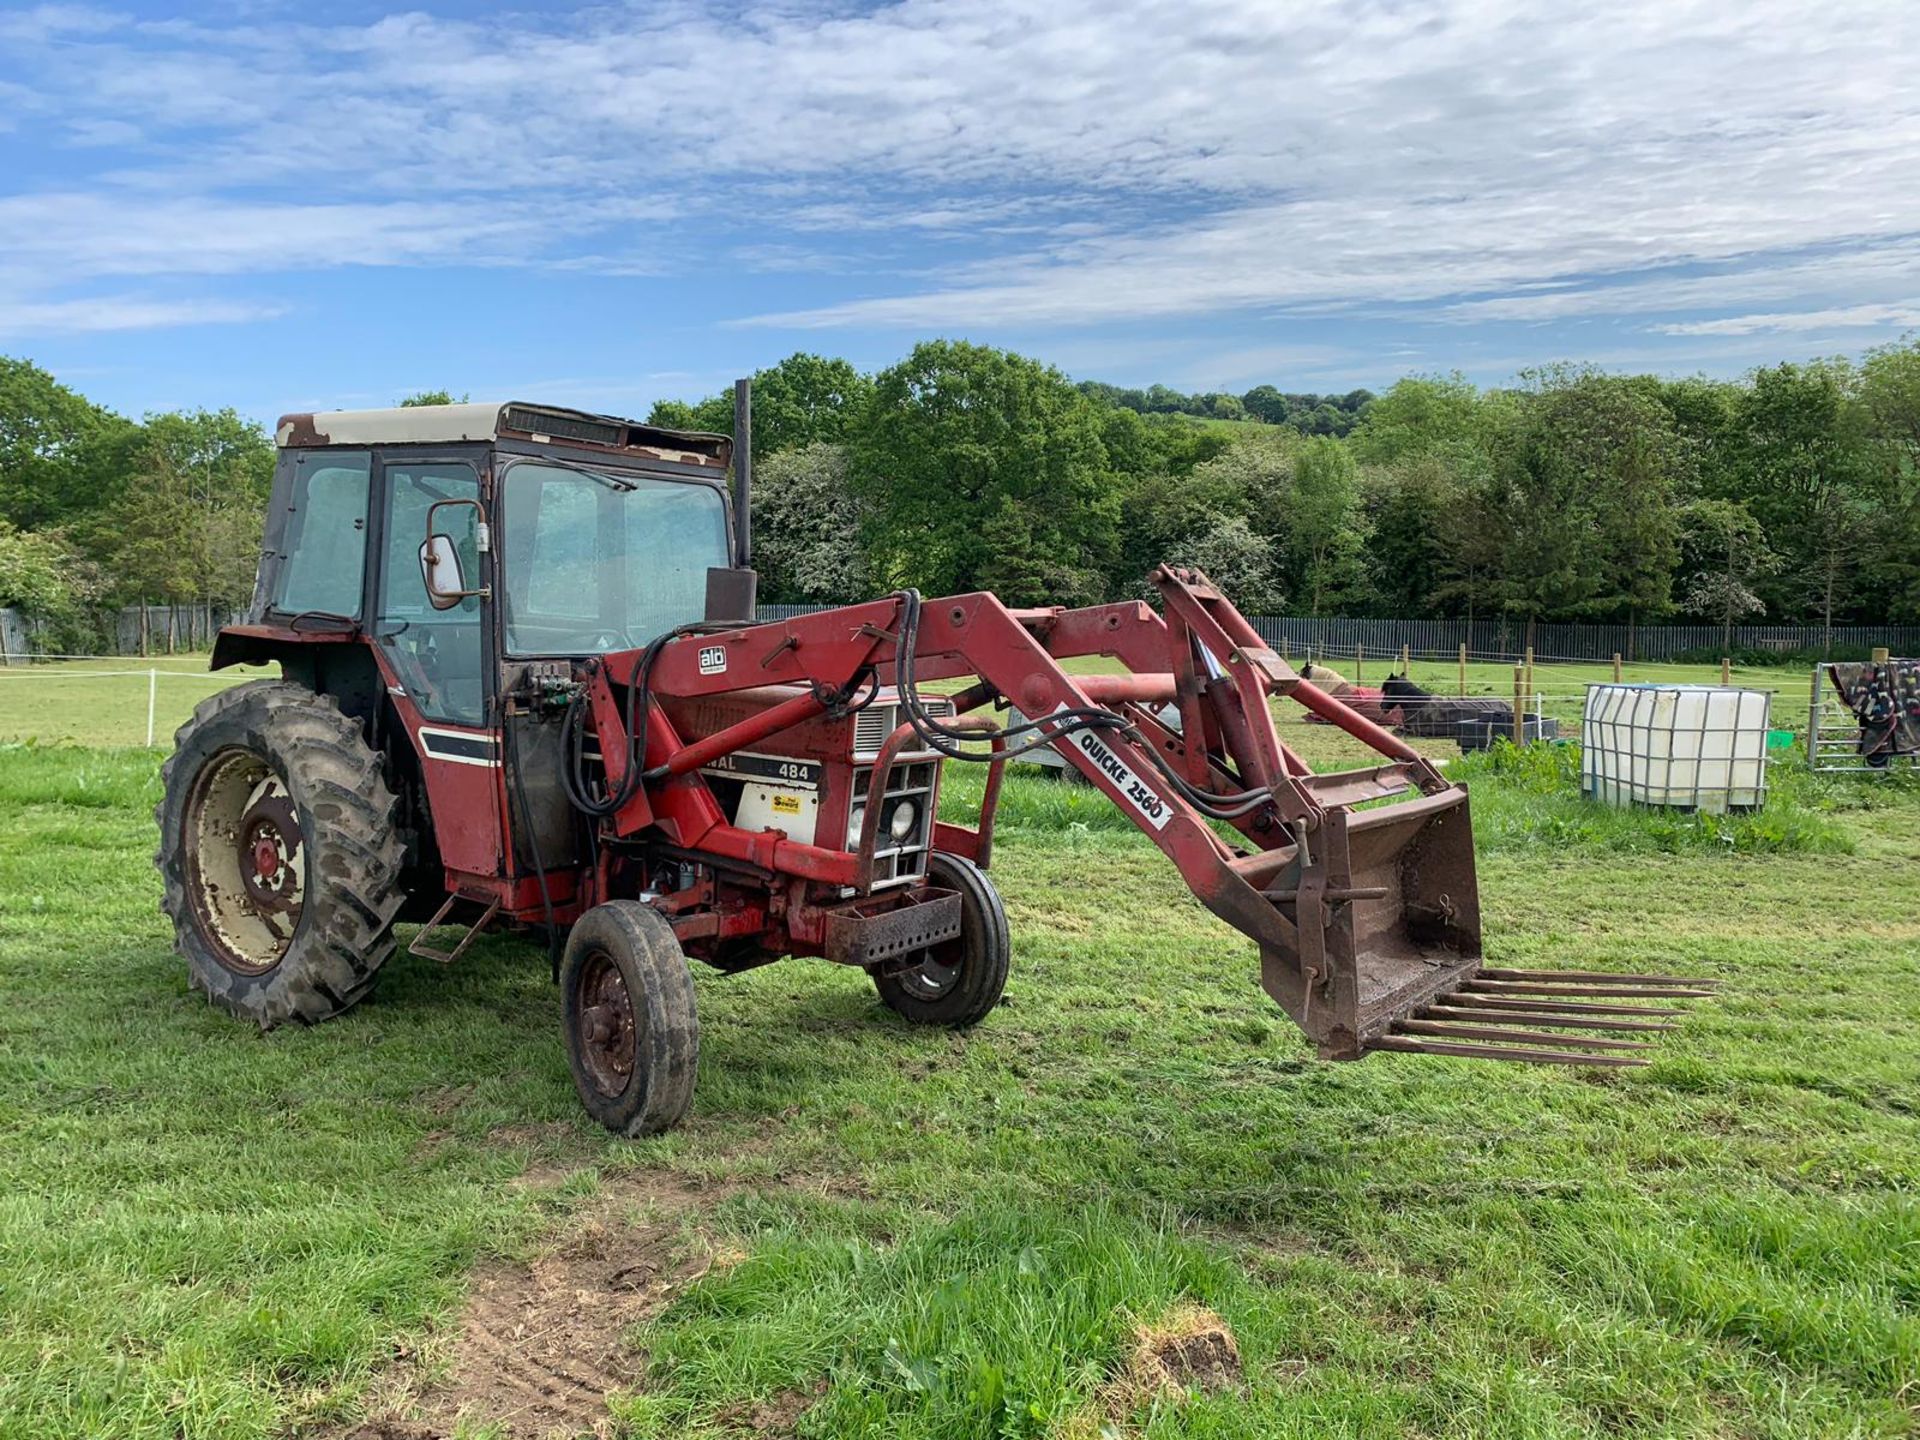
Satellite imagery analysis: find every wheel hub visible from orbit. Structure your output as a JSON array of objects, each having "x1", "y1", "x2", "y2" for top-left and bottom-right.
[
  {"x1": 238, "y1": 779, "x2": 303, "y2": 913},
  {"x1": 578, "y1": 952, "x2": 637, "y2": 1097}
]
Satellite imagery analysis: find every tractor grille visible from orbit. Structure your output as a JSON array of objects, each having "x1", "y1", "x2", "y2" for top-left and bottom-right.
[
  {"x1": 854, "y1": 696, "x2": 952, "y2": 758},
  {"x1": 850, "y1": 759, "x2": 939, "y2": 888}
]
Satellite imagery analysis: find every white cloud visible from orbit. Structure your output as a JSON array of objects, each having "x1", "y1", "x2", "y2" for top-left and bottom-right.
[
  {"x1": 0, "y1": 0, "x2": 1916, "y2": 344},
  {"x1": 1651, "y1": 303, "x2": 1920, "y2": 336},
  {"x1": 0, "y1": 295, "x2": 286, "y2": 338}
]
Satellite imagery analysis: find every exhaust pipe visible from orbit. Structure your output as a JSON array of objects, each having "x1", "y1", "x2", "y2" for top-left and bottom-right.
[
  {"x1": 703, "y1": 378, "x2": 758, "y2": 624},
  {"x1": 733, "y1": 376, "x2": 752, "y2": 569}
]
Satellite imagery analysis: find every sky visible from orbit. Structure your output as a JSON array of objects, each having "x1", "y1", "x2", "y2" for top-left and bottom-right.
[{"x1": 1, "y1": 0, "x2": 1918, "y2": 424}]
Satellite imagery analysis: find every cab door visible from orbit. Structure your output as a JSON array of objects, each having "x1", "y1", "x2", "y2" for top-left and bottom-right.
[{"x1": 372, "y1": 455, "x2": 504, "y2": 877}]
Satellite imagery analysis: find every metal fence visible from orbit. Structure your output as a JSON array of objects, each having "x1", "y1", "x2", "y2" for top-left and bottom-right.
[
  {"x1": 759, "y1": 606, "x2": 1919, "y2": 663},
  {"x1": 5, "y1": 603, "x2": 1914, "y2": 667},
  {"x1": 0, "y1": 604, "x2": 238, "y2": 664}
]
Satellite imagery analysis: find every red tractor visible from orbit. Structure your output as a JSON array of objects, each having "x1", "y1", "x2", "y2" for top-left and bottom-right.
[{"x1": 158, "y1": 386, "x2": 1708, "y2": 1135}]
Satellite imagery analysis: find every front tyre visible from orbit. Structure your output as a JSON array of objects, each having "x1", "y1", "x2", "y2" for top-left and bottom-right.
[
  {"x1": 156, "y1": 681, "x2": 405, "y2": 1027},
  {"x1": 560, "y1": 901, "x2": 700, "y2": 1137},
  {"x1": 871, "y1": 852, "x2": 1010, "y2": 1027}
]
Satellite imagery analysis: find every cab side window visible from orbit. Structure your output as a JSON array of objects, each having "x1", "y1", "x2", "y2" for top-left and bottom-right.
[{"x1": 273, "y1": 452, "x2": 371, "y2": 618}]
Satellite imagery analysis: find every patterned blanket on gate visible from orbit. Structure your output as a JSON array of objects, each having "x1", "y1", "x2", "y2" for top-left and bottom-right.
[{"x1": 1828, "y1": 660, "x2": 1920, "y2": 765}]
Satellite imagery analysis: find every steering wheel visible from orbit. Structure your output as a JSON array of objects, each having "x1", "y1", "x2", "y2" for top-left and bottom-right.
[{"x1": 586, "y1": 629, "x2": 629, "y2": 654}]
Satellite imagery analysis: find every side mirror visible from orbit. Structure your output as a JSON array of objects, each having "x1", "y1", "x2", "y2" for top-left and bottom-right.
[
  {"x1": 419, "y1": 535, "x2": 468, "y2": 610},
  {"x1": 421, "y1": 497, "x2": 490, "y2": 609}
]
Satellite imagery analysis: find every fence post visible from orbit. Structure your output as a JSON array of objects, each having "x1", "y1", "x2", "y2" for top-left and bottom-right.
[
  {"x1": 1356, "y1": 643, "x2": 1364, "y2": 684},
  {"x1": 1611, "y1": 651, "x2": 1622, "y2": 684},
  {"x1": 1280, "y1": 637, "x2": 1289, "y2": 663},
  {"x1": 1457, "y1": 643, "x2": 1467, "y2": 696},
  {"x1": 1399, "y1": 643, "x2": 1409, "y2": 675},
  {"x1": 1720, "y1": 656, "x2": 1732, "y2": 686},
  {"x1": 1512, "y1": 665, "x2": 1525, "y2": 746},
  {"x1": 1807, "y1": 666, "x2": 1821, "y2": 770},
  {"x1": 146, "y1": 668, "x2": 157, "y2": 748},
  {"x1": 1873, "y1": 646, "x2": 1890, "y2": 665},
  {"x1": 1523, "y1": 644, "x2": 1534, "y2": 703}
]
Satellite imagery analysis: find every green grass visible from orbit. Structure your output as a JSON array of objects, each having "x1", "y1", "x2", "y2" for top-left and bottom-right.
[
  {"x1": 1445, "y1": 740, "x2": 1855, "y2": 856},
  {"x1": 0, "y1": 655, "x2": 278, "y2": 747},
  {"x1": 2, "y1": 739, "x2": 1918, "y2": 1438}
]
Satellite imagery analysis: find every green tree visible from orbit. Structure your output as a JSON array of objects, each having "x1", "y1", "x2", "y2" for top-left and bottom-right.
[
  {"x1": 1350, "y1": 374, "x2": 1489, "y2": 465},
  {"x1": 399, "y1": 390, "x2": 467, "y2": 407},
  {"x1": 1726, "y1": 360, "x2": 1875, "y2": 640},
  {"x1": 1857, "y1": 336, "x2": 1920, "y2": 620},
  {"x1": 1161, "y1": 512, "x2": 1283, "y2": 612},
  {"x1": 1489, "y1": 370, "x2": 1686, "y2": 630},
  {"x1": 1115, "y1": 436, "x2": 1284, "y2": 597},
  {"x1": 1679, "y1": 499, "x2": 1776, "y2": 653},
  {"x1": 646, "y1": 353, "x2": 875, "y2": 458},
  {"x1": 0, "y1": 357, "x2": 137, "y2": 530},
  {"x1": 1241, "y1": 385, "x2": 1289, "y2": 425},
  {"x1": 95, "y1": 410, "x2": 273, "y2": 647},
  {"x1": 0, "y1": 520, "x2": 79, "y2": 613},
  {"x1": 1286, "y1": 437, "x2": 1368, "y2": 615},
  {"x1": 848, "y1": 340, "x2": 1116, "y2": 604},
  {"x1": 750, "y1": 443, "x2": 870, "y2": 604}
]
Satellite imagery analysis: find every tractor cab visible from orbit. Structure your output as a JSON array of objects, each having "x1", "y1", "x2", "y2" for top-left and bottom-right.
[{"x1": 213, "y1": 401, "x2": 745, "y2": 907}]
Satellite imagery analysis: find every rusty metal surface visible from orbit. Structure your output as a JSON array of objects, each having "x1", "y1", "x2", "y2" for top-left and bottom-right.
[
  {"x1": 823, "y1": 891, "x2": 963, "y2": 968},
  {"x1": 1370, "y1": 967, "x2": 1721, "y2": 1067}
]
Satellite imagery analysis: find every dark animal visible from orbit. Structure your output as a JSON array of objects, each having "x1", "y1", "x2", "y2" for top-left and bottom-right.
[{"x1": 1382, "y1": 674, "x2": 1513, "y2": 738}]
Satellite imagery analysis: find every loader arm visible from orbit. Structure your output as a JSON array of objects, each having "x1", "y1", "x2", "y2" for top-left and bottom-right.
[{"x1": 585, "y1": 567, "x2": 1711, "y2": 1065}]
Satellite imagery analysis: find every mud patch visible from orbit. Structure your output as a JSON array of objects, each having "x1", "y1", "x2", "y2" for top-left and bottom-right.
[
  {"x1": 715, "y1": 1376, "x2": 829, "y2": 1435},
  {"x1": 345, "y1": 1174, "x2": 732, "y2": 1440},
  {"x1": 1124, "y1": 1304, "x2": 1242, "y2": 1396},
  {"x1": 1055, "y1": 1304, "x2": 1244, "y2": 1438}
]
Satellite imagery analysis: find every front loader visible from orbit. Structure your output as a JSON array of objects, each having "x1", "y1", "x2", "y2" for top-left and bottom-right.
[{"x1": 157, "y1": 386, "x2": 1711, "y2": 1135}]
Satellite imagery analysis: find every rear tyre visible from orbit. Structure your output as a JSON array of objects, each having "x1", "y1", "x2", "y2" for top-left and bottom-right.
[
  {"x1": 156, "y1": 681, "x2": 405, "y2": 1027},
  {"x1": 560, "y1": 901, "x2": 700, "y2": 1136},
  {"x1": 871, "y1": 852, "x2": 1010, "y2": 1027}
]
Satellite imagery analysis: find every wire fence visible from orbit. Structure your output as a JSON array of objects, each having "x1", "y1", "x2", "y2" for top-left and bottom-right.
[
  {"x1": 0, "y1": 659, "x2": 270, "y2": 748},
  {"x1": 755, "y1": 606, "x2": 1920, "y2": 664},
  {"x1": 0, "y1": 645, "x2": 1848, "y2": 753}
]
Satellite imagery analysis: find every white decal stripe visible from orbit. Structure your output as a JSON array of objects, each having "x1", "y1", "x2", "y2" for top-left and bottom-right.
[{"x1": 418, "y1": 726, "x2": 502, "y2": 769}]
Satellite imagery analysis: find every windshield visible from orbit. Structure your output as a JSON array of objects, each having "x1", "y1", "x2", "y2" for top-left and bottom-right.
[{"x1": 500, "y1": 461, "x2": 730, "y2": 655}]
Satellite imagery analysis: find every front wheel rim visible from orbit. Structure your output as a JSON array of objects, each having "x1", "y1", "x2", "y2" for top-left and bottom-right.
[{"x1": 577, "y1": 950, "x2": 639, "y2": 1097}]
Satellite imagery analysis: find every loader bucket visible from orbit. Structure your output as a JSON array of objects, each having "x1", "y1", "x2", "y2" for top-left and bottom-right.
[
  {"x1": 1256, "y1": 787, "x2": 1483, "y2": 1059},
  {"x1": 1253, "y1": 787, "x2": 1717, "y2": 1068}
]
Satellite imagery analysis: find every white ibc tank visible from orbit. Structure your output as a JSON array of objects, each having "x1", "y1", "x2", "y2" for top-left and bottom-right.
[{"x1": 1581, "y1": 684, "x2": 1771, "y2": 812}]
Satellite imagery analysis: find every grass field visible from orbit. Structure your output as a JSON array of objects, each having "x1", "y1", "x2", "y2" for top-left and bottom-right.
[
  {"x1": 1, "y1": 662, "x2": 1916, "y2": 1438},
  {"x1": 0, "y1": 651, "x2": 1812, "y2": 749}
]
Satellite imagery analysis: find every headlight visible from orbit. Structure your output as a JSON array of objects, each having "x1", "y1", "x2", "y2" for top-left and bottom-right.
[
  {"x1": 847, "y1": 804, "x2": 865, "y2": 847},
  {"x1": 888, "y1": 800, "x2": 918, "y2": 841}
]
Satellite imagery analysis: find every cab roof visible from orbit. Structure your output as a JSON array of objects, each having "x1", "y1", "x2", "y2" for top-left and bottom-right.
[{"x1": 273, "y1": 401, "x2": 731, "y2": 469}]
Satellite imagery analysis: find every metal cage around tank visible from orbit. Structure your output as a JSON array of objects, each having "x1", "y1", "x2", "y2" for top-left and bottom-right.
[{"x1": 1581, "y1": 683, "x2": 1772, "y2": 813}]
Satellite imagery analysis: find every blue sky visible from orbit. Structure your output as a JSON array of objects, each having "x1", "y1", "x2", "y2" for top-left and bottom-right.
[{"x1": 2, "y1": 0, "x2": 1918, "y2": 425}]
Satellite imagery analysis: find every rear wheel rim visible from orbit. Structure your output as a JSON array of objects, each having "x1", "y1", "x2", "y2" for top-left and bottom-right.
[
  {"x1": 578, "y1": 950, "x2": 639, "y2": 1097},
  {"x1": 183, "y1": 747, "x2": 305, "y2": 975}
]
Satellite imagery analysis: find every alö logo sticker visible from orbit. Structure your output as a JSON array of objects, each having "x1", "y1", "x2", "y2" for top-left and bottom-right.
[
  {"x1": 698, "y1": 645, "x2": 727, "y2": 676},
  {"x1": 1053, "y1": 704, "x2": 1171, "y2": 829}
]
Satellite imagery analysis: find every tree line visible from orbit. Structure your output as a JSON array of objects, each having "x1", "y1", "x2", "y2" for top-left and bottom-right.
[
  {"x1": 655, "y1": 340, "x2": 1920, "y2": 645},
  {"x1": 3, "y1": 339, "x2": 1918, "y2": 653}
]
